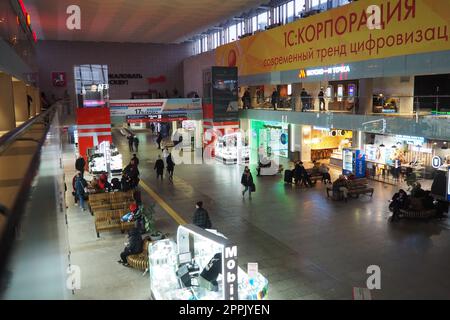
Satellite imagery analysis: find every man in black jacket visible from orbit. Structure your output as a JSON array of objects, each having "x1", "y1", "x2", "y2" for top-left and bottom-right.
[
  {"x1": 193, "y1": 201, "x2": 212, "y2": 229},
  {"x1": 118, "y1": 228, "x2": 143, "y2": 265},
  {"x1": 133, "y1": 136, "x2": 139, "y2": 152},
  {"x1": 75, "y1": 156, "x2": 86, "y2": 177},
  {"x1": 123, "y1": 159, "x2": 140, "y2": 189},
  {"x1": 154, "y1": 155, "x2": 165, "y2": 180}
]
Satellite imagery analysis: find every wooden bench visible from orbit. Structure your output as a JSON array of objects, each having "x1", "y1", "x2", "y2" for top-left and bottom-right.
[
  {"x1": 399, "y1": 208, "x2": 436, "y2": 219},
  {"x1": 326, "y1": 179, "x2": 374, "y2": 200},
  {"x1": 94, "y1": 209, "x2": 135, "y2": 237},
  {"x1": 126, "y1": 237, "x2": 152, "y2": 273}
]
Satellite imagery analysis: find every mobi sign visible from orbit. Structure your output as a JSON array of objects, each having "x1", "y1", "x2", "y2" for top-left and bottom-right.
[
  {"x1": 216, "y1": 0, "x2": 450, "y2": 76},
  {"x1": 223, "y1": 245, "x2": 238, "y2": 300}
]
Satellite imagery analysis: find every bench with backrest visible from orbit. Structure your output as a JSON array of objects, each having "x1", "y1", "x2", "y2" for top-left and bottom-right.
[
  {"x1": 89, "y1": 190, "x2": 135, "y2": 237},
  {"x1": 327, "y1": 178, "x2": 374, "y2": 200},
  {"x1": 398, "y1": 197, "x2": 436, "y2": 219},
  {"x1": 93, "y1": 208, "x2": 135, "y2": 237}
]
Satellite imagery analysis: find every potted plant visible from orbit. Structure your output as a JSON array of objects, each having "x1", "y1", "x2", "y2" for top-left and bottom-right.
[{"x1": 137, "y1": 203, "x2": 163, "y2": 240}]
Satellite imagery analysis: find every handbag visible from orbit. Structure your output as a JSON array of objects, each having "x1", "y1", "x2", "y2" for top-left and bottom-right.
[{"x1": 250, "y1": 183, "x2": 256, "y2": 192}]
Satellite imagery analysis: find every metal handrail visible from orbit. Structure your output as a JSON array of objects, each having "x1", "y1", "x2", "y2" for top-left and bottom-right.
[
  {"x1": 0, "y1": 105, "x2": 56, "y2": 155},
  {"x1": 0, "y1": 103, "x2": 59, "y2": 287}
]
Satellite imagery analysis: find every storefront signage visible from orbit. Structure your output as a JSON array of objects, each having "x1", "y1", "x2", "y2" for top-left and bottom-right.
[
  {"x1": 411, "y1": 146, "x2": 432, "y2": 154},
  {"x1": 110, "y1": 98, "x2": 202, "y2": 123},
  {"x1": 108, "y1": 74, "x2": 143, "y2": 85},
  {"x1": 223, "y1": 245, "x2": 238, "y2": 300},
  {"x1": 394, "y1": 135, "x2": 425, "y2": 145},
  {"x1": 432, "y1": 156, "x2": 443, "y2": 169},
  {"x1": 215, "y1": 0, "x2": 450, "y2": 76},
  {"x1": 306, "y1": 65, "x2": 350, "y2": 77}
]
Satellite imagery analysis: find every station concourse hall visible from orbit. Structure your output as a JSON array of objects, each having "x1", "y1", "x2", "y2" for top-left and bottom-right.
[{"x1": 1, "y1": 0, "x2": 450, "y2": 304}]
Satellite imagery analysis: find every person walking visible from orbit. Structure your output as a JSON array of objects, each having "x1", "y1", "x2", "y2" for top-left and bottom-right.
[
  {"x1": 166, "y1": 152, "x2": 175, "y2": 182},
  {"x1": 75, "y1": 172, "x2": 87, "y2": 211},
  {"x1": 162, "y1": 146, "x2": 170, "y2": 163},
  {"x1": 123, "y1": 159, "x2": 140, "y2": 189},
  {"x1": 318, "y1": 87, "x2": 326, "y2": 111},
  {"x1": 154, "y1": 155, "x2": 165, "y2": 180},
  {"x1": 193, "y1": 201, "x2": 212, "y2": 229},
  {"x1": 241, "y1": 166, "x2": 255, "y2": 199},
  {"x1": 75, "y1": 156, "x2": 86, "y2": 178},
  {"x1": 150, "y1": 123, "x2": 155, "y2": 135},
  {"x1": 271, "y1": 89, "x2": 279, "y2": 110},
  {"x1": 156, "y1": 132, "x2": 163, "y2": 150},
  {"x1": 133, "y1": 136, "x2": 140, "y2": 152},
  {"x1": 242, "y1": 89, "x2": 251, "y2": 109},
  {"x1": 127, "y1": 134, "x2": 134, "y2": 152},
  {"x1": 300, "y1": 88, "x2": 308, "y2": 112}
]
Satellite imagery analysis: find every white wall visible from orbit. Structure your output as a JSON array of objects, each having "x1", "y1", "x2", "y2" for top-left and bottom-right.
[
  {"x1": 183, "y1": 50, "x2": 215, "y2": 98},
  {"x1": 373, "y1": 76, "x2": 414, "y2": 114}
]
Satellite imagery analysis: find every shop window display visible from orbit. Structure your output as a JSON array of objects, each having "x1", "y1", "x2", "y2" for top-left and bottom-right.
[
  {"x1": 149, "y1": 225, "x2": 268, "y2": 300},
  {"x1": 215, "y1": 132, "x2": 249, "y2": 164},
  {"x1": 88, "y1": 141, "x2": 123, "y2": 175}
]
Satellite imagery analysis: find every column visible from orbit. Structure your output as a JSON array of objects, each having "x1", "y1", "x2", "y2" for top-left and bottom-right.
[
  {"x1": 292, "y1": 83, "x2": 302, "y2": 111},
  {"x1": 26, "y1": 85, "x2": 36, "y2": 117},
  {"x1": 352, "y1": 130, "x2": 366, "y2": 150},
  {"x1": 300, "y1": 125, "x2": 312, "y2": 162},
  {"x1": 0, "y1": 73, "x2": 16, "y2": 131},
  {"x1": 357, "y1": 78, "x2": 373, "y2": 115},
  {"x1": 34, "y1": 87, "x2": 41, "y2": 114},
  {"x1": 249, "y1": 86, "x2": 257, "y2": 108},
  {"x1": 13, "y1": 81, "x2": 29, "y2": 122}
]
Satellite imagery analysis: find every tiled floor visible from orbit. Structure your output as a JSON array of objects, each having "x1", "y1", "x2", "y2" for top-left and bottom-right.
[{"x1": 65, "y1": 128, "x2": 450, "y2": 300}]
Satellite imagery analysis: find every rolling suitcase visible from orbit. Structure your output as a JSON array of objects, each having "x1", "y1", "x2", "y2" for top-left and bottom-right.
[{"x1": 284, "y1": 170, "x2": 293, "y2": 183}]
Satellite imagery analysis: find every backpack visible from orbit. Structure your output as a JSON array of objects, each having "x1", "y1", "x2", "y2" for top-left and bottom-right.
[{"x1": 111, "y1": 178, "x2": 121, "y2": 191}]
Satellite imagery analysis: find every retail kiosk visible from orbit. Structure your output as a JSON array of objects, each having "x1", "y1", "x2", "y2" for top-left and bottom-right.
[{"x1": 149, "y1": 224, "x2": 268, "y2": 300}]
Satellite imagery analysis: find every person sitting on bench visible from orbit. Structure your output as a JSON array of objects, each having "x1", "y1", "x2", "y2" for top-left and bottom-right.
[
  {"x1": 319, "y1": 163, "x2": 331, "y2": 184},
  {"x1": 332, "y1": 175, "x2": 349, "y2": 202}
]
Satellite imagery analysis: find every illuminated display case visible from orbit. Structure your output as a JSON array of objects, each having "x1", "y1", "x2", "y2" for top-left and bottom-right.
[
  {"x1": 149, "y1": 224, "x2": 269, "y2": 300},
  {"x1": 88, "y1": 141, "x2": 123, "y2": 174},
  {"x1": 215, "y1": 132, "x2": 249, "y2": 164}
]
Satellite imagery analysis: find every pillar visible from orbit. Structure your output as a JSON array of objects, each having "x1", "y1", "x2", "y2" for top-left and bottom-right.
[
  {"x1": 0, "y1": 73, "x2": 16, "y2": 131},
  {"x1": 26, "y1": 85, "x2": 36, "y2": 117},
  {"x1": 34, "y1": 87, "x2": 41, "y2": 114},
  {"x1": 292, "y1": 83, "x2": 302, "y2": 111},
  {"x1": 249, "y1": 86, "x2": 257, "y2": 108},
  {"x1": 300, "y1": 125, "x2": 312, "y2": 162},
  {"x1": 13, "y1": 80, "x2": 29, "y2": 122},
  {"x1": 357, "y1": 78, "x2": 373, "y2": 115}
]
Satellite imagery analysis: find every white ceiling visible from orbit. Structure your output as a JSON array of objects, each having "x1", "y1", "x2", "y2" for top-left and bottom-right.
[{"x1": 24, "y1": 0, "x2": 265, "y2": 43}]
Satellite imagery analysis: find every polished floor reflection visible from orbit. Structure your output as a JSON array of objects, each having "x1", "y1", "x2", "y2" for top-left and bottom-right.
[{"x1": 65, "y1": 129, "x2": 450, "y2": 300}]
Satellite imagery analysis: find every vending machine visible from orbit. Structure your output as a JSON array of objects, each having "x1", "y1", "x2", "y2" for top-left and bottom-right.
[{"x1": 343, "y1": 148, "x2": 366, "y2": 178}]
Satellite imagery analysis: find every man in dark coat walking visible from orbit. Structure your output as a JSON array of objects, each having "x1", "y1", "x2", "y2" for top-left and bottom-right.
[
  {"x1": 154, "y1": 155, "x2": 165, "y2": 180},
  {"x1": 193, "y1": 201, "x2": 212, "y2": 229}
]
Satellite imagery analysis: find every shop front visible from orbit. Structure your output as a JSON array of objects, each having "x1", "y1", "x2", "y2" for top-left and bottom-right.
[
  {"x1": 302, "y1": 127, "x2": 353, "y2": 166},
  {"x1": 250, "y1": 120, "x2": 289, "y2": 161},
  {"x1": 364, "y1": 134, "x2": 450, "y2": 185},
  {"x1": 149, "y1": 225, "x2": 268, "y2": 300}
]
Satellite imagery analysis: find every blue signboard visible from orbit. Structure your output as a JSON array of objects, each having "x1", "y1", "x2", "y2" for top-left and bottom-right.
[{"x1": 355, "y1": 149, "x2": 366, "y2": 178}]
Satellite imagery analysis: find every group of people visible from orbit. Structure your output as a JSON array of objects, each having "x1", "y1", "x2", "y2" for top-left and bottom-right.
[
  {"x1": 389, "y1": 182, "x2": 441, "y2": 222},
  {"x1": 293, "y1": 161, "x2": 314, "y2": 188},
  {"x1": 127, "y1": 135, "x2": 140, "y2": 152},
  {"x1": 154, "y1": 147, "x2": 175, "y2": 182}
]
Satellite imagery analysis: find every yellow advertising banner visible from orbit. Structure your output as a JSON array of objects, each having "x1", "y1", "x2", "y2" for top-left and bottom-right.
[{"x1": 215, "y1": 0, "x2": 450, "y2": 77}]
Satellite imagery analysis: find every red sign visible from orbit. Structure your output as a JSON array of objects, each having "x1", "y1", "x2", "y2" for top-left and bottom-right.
[
  {"x1": 147, "y1": 75, "x2": 166, "y2": 84},
  {"x1": 52, "y1": 72, "x2": 66, "y2": 87}
]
